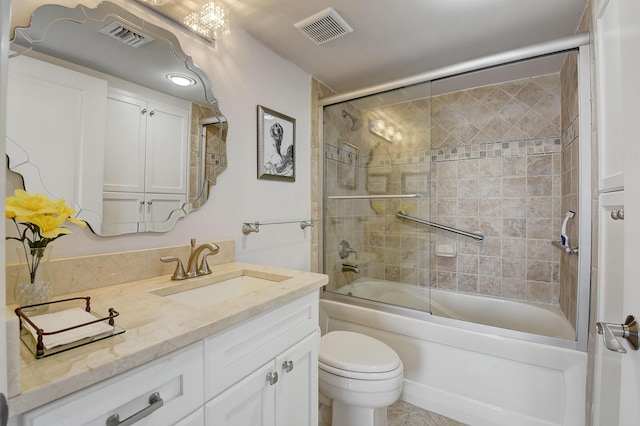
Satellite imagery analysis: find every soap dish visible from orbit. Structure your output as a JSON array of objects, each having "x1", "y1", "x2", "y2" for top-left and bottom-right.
[{"x1": 15, "y1": 296, "x2": 125, "y2": 359}]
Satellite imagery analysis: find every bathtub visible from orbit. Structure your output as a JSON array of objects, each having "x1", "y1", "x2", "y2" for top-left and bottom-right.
[
  {"x1": 320, "y1": 279, "x2": 587, "y2": 426},
  {"x1": 330, "y1": 279, "x2": 576, "y2": 339}
]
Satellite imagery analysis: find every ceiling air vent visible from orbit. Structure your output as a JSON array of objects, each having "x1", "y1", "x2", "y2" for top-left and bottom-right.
[
  {"x1": 294, "y1": 8, "x2": 353, "y2": 45},
  {"x1": 99, "y1": 21, "x2": 154, "y2": 48}
]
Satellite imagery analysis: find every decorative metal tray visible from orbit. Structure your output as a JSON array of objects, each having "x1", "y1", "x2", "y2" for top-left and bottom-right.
[{"x1": 15, "y1": 297, "x2": 125, "y2": 359}]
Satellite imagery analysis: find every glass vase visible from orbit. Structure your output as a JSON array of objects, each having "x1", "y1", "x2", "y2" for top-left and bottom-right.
[{"x1": 14, "y1": 246, "x2": 54, "y2": 314}]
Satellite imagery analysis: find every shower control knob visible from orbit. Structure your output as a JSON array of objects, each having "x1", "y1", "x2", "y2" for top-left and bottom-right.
[{"x1": 596, "y1": 315, "x2": 639, "y2": 353}]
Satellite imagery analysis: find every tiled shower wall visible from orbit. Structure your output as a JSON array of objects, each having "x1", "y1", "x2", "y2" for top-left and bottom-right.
[
  {"x1": 430, "y1": 74, "x2": 563, "y2": 305},
  {"x1": 560, "y1": 52, "x2": 580, "y2": 328},
  {"x1": 325, "y1": 73, "x2": 573, "y2": 307}
]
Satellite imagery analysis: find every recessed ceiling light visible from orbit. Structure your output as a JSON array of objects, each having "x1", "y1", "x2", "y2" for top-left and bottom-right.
[{"x1": 167, "y1": 73, "x2": 197, "y2": 87}]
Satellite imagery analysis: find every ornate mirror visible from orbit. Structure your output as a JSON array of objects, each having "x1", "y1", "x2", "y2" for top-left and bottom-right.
[{"x1": 7, "y1": 1, "x2": 227, "y2": 236}]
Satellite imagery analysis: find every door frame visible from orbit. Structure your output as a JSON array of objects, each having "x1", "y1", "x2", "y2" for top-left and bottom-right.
[{"x1": 1, "y1": 0, "x2": 12, "y2": 400}]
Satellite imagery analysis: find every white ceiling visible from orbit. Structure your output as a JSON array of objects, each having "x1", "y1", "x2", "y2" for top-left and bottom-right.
[{"x1": 225, "y1": 0, "x2": 589, "y2": 93}]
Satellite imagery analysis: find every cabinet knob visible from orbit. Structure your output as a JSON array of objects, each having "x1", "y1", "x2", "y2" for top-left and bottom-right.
[
  {"x1": 147, "y1": 201, "x2": 153, "y2": 205},
  {"x1": 282, "y1": 360, "x2": 294, "y2": 373},
  {"x1": 149, "y1": 110, "x2": 155, "y2": 116},
  {"x1": 141, "y1": 108, "x2": 147, "y2": 115},
  {"x1": 611, "y1": 209, "x2": 625, "y2": 220},
  {"x1": 266, "y1": 371, "x2": 278, "y2": 386},
  {"x1": 139, "y1": 200, "x2": 145, "y2": 205}
]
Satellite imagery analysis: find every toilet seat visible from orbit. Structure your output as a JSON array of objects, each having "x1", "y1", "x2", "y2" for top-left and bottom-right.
[
  {"x1": 319, "y1": 360, "x2": 402, "y2": 380},
  {"x1": 319, "y1": 331, "x2": 402, "y2": 380}
]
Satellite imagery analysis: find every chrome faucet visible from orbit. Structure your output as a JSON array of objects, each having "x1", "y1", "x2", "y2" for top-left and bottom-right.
[
  {"x1": 342, "y1": 263, "x2": 360, "y2": 274},
  {"x1": 161, "y1": 238, "x2": 220, "y2": 280}
]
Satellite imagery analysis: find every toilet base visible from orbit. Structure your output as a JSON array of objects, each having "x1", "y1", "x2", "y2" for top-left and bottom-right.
[{"x1": 332, "y1": 400, "x2": 387, "y2": 426}]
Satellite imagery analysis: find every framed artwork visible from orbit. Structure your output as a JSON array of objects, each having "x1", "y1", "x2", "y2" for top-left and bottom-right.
[{"x1": 257, "y1": 105, "x2": 296, "y2": 181}]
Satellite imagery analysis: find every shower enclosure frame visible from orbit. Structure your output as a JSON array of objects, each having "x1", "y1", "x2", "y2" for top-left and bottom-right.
[{"x1": 319, "y1": 34, "x2": 592, "y2": 352}]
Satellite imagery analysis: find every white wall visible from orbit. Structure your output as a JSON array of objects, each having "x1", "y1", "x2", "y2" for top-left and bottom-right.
[{"x1": 7, "y1": 0, "x2": 313, "y2": 271}]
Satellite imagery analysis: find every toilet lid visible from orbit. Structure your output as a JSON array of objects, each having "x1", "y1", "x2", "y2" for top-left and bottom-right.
[{"x1": 319, "y1": 331, "x2": 401, "y2": 373}]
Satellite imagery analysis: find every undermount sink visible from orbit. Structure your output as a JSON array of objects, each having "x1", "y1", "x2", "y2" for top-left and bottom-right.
[{"x1": 151, "y1": 270, "x2": 292, "y2": 308}]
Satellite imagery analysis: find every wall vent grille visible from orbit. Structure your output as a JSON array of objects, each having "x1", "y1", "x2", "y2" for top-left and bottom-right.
[
  {"x1": 99, "y1": 21, "x2": 154, "y2": 48},
  {"x1": 294, "y1": 8, "x2": 353, "y2": 45}
]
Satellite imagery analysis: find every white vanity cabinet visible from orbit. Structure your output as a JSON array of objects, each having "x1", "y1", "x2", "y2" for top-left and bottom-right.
[
  {"x1": 203, "y1": 291, "x2": 319, "y2": 426},
  {"x1": 14, "y1": 291, "x2": 320, "y2": 426},
  {"x1": 18, "y1": 342, "x2": 205, "y2": 426},
  {"x1": 204, "y1": 332, "x2": 318, "y2": 426},
  {"x1": 102, "y1": 89, "x2": 190, "y2": 233}
]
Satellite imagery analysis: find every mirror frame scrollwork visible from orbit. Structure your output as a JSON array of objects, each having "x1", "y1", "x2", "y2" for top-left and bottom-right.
[{"x1": 7, "y1": 1, "x2": 228, "y2": 236}]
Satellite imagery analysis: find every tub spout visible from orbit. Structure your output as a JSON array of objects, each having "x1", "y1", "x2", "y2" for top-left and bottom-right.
[{"x1": 342, "y1": 263, "x2": 360, "y2": 274}]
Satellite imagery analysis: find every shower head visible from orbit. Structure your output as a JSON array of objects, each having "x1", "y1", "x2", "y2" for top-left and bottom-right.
[{"x1": 341, "y1": 110, "x2": 363, "y2": 131}]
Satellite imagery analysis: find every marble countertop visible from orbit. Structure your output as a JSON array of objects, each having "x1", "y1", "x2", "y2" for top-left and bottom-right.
[{"x1": 8, "y1": 261, "x2": 328, "y2": 416}]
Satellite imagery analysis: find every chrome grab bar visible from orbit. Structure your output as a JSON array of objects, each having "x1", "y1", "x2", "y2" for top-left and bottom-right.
[
  {"x1": 551, "y1": 240, "x2": 579, "y2": 255},
  {"x1": 396, "y1": 211, "x2": 484, "y2": 241}
]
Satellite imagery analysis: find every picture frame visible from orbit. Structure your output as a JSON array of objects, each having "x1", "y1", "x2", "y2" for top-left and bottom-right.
[{"x1": 257, "y1": 105, "x2": 296, "y2": 181}]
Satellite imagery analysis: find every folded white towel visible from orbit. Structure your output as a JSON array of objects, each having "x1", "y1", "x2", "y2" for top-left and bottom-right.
[{"x1": 25, "y1": 307, "x2": 115, "y2": 349}]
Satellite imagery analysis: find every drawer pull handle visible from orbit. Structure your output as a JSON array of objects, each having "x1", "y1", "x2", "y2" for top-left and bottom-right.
[
  {"x1": 106, "y1": 392, "x2": 164, "y2": 426},
  {"x1": 266, "y1": 371, "x2": 278, "y2": 385},
  {"x1": 283, "y1": 360, "x2": 294, "y2": 373}
]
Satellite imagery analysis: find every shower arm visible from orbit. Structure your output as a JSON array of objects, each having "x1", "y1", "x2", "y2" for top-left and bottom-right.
[{"x1": 396, "y1": 211, "x2": 484, "y2": 241}]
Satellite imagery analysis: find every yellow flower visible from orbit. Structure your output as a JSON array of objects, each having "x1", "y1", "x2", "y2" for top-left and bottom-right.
[
  {"x1": 26, "y1": 213, "x2": 73, "y2": 239},
  {"x1": 53, "y1": 199, "x2": 86, "y2": 228},
  {"x1": 6, "y1": 189, "x2": 57, "y2": 218}
]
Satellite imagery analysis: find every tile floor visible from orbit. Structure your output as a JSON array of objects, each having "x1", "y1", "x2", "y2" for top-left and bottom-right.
[
  {"x1": 387, "y1": 400, "x2": 467, "y2": 426},
  {"x1": 320, "y1": 399, "x2": 467, "y2": 426}
]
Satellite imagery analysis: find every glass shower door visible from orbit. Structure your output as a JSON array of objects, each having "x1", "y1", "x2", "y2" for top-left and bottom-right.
[{"x1": 322, "y1": 81, "x2": 433, "y2": 313}]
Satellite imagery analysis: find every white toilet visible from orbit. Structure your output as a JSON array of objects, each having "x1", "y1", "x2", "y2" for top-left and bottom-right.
[{"x1": 318, "y1": 331, "x2": 403, "y2": 426}]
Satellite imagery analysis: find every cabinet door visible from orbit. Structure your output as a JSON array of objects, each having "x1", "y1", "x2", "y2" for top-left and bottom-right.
[
  {"x1": 275, "y1": 332, "x2": 319, "y2": 426},
  {"x1": 596, "y1": 0, "x2": 627, "y2": 191},
  {"x1": 143, "y1": 192, "x2": 186, "y2": 232},
  {"x1": 21, "y1": 343, "x2": 204, "y2": 426},
  {"x1": 103, "y1": 92, "x2": 147, "y2": 193},
  {"x1": 204, "y1": 292, "x2": 319, "y2": 400},
  {"x1": 102, "y1": 191, "x2": 143, "y2": 234},
  {"x1": 175, "y1": 408, "x2": 205, "y2": 426},
  {"x1": 204, "y1": 362, "x2": 276, "y2": 426},
  {"x1": 7, "y1": 54, "x2": 107, "y2": 215},
  {"x1": 145, "y1": 102, "x2": 189, "y2": 194}
]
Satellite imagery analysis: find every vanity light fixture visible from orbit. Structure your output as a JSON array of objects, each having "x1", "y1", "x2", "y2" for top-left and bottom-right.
[
  {"x1": 136, "y1": 0, "x2": 231, "y2": 41},
  {"x1": 184, "y1": 12, "x2": 210, "y2": 38},
  {"x1": 167, "y1": 73, "x2": 197, "y2": 87},
  {"x1": 199, "y1": 1, "x2": 231, "y2": 39}
]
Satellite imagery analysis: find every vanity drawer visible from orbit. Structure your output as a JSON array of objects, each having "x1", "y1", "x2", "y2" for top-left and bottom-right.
[
  {"x1": 203, "y1": 290, "x2": 319, "y2": 400},
  {"x1": 20, "y1": 342, "x2": 204, "y2": 426}
]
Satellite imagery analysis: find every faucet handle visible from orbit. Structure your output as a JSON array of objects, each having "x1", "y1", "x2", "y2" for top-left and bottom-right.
[
  {"x1": 339, "y1": 240, "x2": 358, "y2": 260},
  {"x1": 160, "y1": 256, "x2": 187, "y2": 280}
]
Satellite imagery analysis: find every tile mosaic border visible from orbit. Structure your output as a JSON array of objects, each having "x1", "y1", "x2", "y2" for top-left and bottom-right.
[{"x1": 326, "y1": 137, "x2": 562, "y2": 170}]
